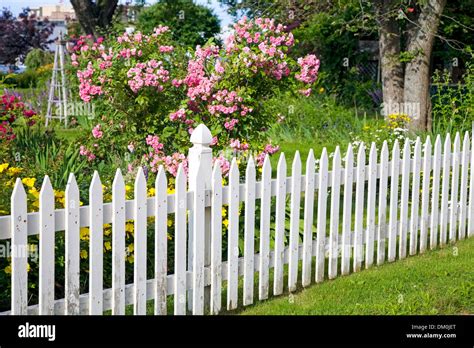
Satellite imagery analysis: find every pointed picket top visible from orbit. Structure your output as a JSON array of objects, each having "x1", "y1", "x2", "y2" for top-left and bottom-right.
[
  {"x1": 66, "y1": 173, "x2": 79, "y2": 197},
  {"x1": 320, "y1": 148, "x2": 328, "y2": 167},
  {"x1": 246, "y1": 155, "x2": 256, "y2": 178},
  {"x1": 435, "y1": 134, "x2": 442, "y2": 150},
  {"x1": 277, "y1": 152, "x2": 287, "y2": 173},
  {"x1": 156, "y1": 165, "x2": 167, "y2": 191},
  {"x1": 262, "y1": 154, "x2": 271, "y2": 176},
  {"x1": 230, "y1": 157, "x2": 239, "y2": 178},
  {"x1": 369, "y1": 142, "x2": 376, "y2": 163},
  {"x1": 40, "y1": 175, "x2": 54, "y2": 200},
  {"x1": 190, "y1": 124, "x2": 212, "y2": 146},
  {"x1": 306, "y1": 148, "x2": 315, "y2": 168},
  {"x1": 403, "y1": 138, "x2": 411, "y2": 158},
  {"x1": 333, "y1": 146, "x2": 341, "y2": 166},
  {"x1": 135, "y1": 166, "x2": 146, "y2": 188},
  {"x1": 414, "y1": 137, "x2": 422, "y2": 155},
  {"x1": 345, "y1": 143, "x2": 353, "y2": 164},
  {"x1": 112, "y1": 168, "x2": 125, "y2": 191},
  {"x1": 444, "y1": 133, "x2": 452, "y2": 152},
  {"x1": 292, "y1": 150, "x2": 302, "y2": 172},
  {"x1": 12, "y1": 177, "x2": 27, "y2": 201},
  {"x1": 392, "y1": 139, "x2": 400, "y2": 157},
  {"x1": 454, "y1": 131, "x2": 461, "y2": 150},
  {"x1": 176, "y1": 164, "x2": 186, "y2": 186},
  {"x1": 90, "y1": 170, "x2": 102, "y2": 193},
  {"x1": 463, "y1": 131, "x2": 470, "y2": 150},
  {"x1": 381, "y1": 140, "x2": 389, "y2": 158},
  {"x1": 357, "y1": 142, "x2": 365, "y2": 164},
  {"x1": 212, "y1": 160, "x2": 222, "y2": 180},
  {"x1": 423, "y1": 135, "x2": 431, "y2": 153}
]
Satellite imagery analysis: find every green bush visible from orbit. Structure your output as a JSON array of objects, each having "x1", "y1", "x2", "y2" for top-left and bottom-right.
[{"x1": 25, "y1": 49, "x2": 54, "y2": 71}]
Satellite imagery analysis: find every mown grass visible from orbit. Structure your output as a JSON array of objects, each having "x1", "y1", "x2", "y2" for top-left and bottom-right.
[{"x1": 236, "y1": 237, "x2": 474, "y2": 315}]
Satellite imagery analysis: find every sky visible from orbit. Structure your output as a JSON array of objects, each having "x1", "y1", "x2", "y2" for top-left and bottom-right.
[{"x1": 1, "y1": 0, "x2": 235, "y2": 32}]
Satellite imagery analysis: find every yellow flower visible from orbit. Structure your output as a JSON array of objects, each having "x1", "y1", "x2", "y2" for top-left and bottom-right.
[
  {"x1": 167, "y1": 187, "x2": 175, "y2": 195},
  {"x1": 223, "y1": 219, "x2": 229, "y2": 227},
  {"x1": 28, "y1": 187, "x2": 40, "y2": 199},
  {"x1": 0, "y1": 163, "x2": 9, "y2": 173},
  {"x1": 148, "y1": 187, "x2": 156, "y2": 197},
  {"x1": 7, "y1": 167, "x2": 22, "y2": 176},
  {"x1": 4, "y1": 265, "x2": 11, "y2": 274},
  {"x1": 27, "y1": 263, "x2": 31, "y2": 272},
  {"x1": 167, "y1": 233, "x2": 172, "y2": 240},
  {"x1": 318, "y1": 87, "x2": 325, "y2": 94},
  {"x1": 222, "y1": 207, "x2": 227, "y2": 216},
  {"x1": 127, "y1": 243, "x2": 134, "y2": 253},
  {"x1": 125, "y1": 223, "x2": 134, "y2": 233},
  {"x1": 104, "y1": 241, "x2": 112, "y2": 251},
  {"x1": 80, "y1": 250, "x2": 88, "y2": 259},
  {"x1": 127, "y1": 255, "x2": 134, "y2": 263},
  {"x1": 103, "y1": 223, "x2": 111, "y2": 229},
  {"x1": 167, "y1": 219, "x2": 173, "y2": 227},
  {"x1": 80, "y1": 227, "x2": 90, "y2": 241},
  {"x1": 32, "y1": 200, "x2": 40, "y2": 209},
  {"x1": 54, "y1": 190, "x2": 65, "y2": 198},
  {"x1": 22, "y1": 177, "x2": 36, "y2": 188},
  {"x1": 125, "y1": 185, "x2": 132, "y2": 192},
  {"x1": 104, "y1": 228, "x2": 111, "y2": 236}
]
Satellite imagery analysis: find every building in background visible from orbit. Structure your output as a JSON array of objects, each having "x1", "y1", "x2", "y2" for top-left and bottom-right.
[{"x1": 29, "y1": 4, "x2": 76, "y2": 50}]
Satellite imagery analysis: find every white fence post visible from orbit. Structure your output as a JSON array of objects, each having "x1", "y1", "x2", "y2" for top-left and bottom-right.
[{"x1": 188, "y1": 124, "x2": 213, "y2": 312}]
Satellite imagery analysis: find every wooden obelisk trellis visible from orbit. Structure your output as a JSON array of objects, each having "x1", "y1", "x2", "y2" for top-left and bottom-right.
[{"x1": 45, "y1": 33, "x2": 68, "y2": 127}]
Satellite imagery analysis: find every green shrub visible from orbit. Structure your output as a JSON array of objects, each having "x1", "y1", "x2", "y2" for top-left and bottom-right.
[{"x1": 25, "y1": 48, "x2": 54, "y2": 71}]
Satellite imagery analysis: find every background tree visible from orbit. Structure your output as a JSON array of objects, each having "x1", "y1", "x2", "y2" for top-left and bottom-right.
[
  {"x1": 137, "y1": 0, "x2": 221, "y2": 48},
  {"x1": 0, "y1": 8, "x2": 54, "y2": 66},
  {"x1": 70, "y1": 0, "x2": 118, "y2": 37}
]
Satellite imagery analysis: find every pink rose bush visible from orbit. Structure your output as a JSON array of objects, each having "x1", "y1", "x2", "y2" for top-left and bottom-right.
[{"x1": 71, "y1": 17, "x2": 319, "y2": 177}]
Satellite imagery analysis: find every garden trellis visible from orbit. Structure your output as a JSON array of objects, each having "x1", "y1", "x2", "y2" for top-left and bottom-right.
[{"x1": 0, "y1": 124, "x2": 473, "y2": 315}]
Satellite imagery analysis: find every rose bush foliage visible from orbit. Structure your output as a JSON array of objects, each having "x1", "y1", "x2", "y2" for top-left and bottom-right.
[{"x1": 71, "y1": 17, "x2": 320, "y2": 177}]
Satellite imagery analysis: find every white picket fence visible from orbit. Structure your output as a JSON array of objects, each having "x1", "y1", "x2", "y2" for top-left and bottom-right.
[{"x1": 1, "y1": 124, "x2": 473, "y2": 315}]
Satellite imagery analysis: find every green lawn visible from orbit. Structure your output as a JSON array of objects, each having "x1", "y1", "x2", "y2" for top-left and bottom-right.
[{"x1": 236, "y1": 237, "x2": 474, "y2": 315}]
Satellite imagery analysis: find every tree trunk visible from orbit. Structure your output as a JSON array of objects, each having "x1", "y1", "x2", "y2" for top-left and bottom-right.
[
  {"x1": 374, "y1": 0, "x2": 404, "y2": 117},
  {"x1": 70, "y1": 0, "x2": 118, "y2": 37},
  {"x1": 403, "y1": 0, "x2": 446, "y2": 131}
]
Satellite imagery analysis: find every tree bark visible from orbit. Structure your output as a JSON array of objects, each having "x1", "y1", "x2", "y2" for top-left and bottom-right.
[
  {"x1": 374, "y1": 0, "x2": 404, "y2": 116},
  {"x1": 403, "y1": 0, "x2": 446, "y2": 131},
  {"x1": 70, "y1": 0, "x2": 118, "y2": 37}
]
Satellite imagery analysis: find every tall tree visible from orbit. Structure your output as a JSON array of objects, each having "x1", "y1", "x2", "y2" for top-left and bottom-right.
[
  {"x1": 0, "y1": 8, "x2": 54, "y2": 66},
  {"x1": 137, "y1": 0, "x2": 221, "y2": 48},
  {"x1": 70, "y1": 0, "x2": 118, "y2": 37}
]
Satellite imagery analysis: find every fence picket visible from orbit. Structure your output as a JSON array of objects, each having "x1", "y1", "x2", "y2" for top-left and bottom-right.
[
  {"x1": 243, "y1": 157, "x2": 256, "y2": 306},
  {"x1": 377, "y1": 141, "x2": 389, "y2": 265},
  {"x1": 353, "y1": 144, "x2": 365, "y2": 272},
  {"x1": 409, "y1": 138, "x2": 422, "y2": 256},
  {"x1": 227, "y1": 158, "x2": 240, "y2": 310},
  {"x1": 133, "y1": 168, "x2": 147, "y2": 315},
  {"x1": 459, "y1": 132, "x2": 470, "y2": 240},
  {"x1": 365, "y1": 143, "x2": 377, "y2": 268},
  {"x1": 11, "y1": 179, "x2": 28, "y2": 315},
  {"x1": 469, "y1": 132, "x2": 474, "y2": 237},
  {"x1": 39, "y1": 176, "x2": 55, "y2": 315},
  {"x1": 341, "y1": 145, "x2": 354, "y2": 274},
  {"x1": 259, "y1": 156, "x2": 271, "y2": 300},
  {"x1": 315, "y1": 149, "x2": 328, "y2": 282},
  {"x1": 210, "y1": 162, "x2": 222, "y2": 314},
  {"x1": 449, "y1": 133, "x2": 461, "y2": 243},
  {"x1": 65, "y1": 174, "x2": 80, "y2": 315},
  {"x1": 192, "y1": 161, "x2": 205, "y2": 315},
  {"x1": 440, "y1": 134, "x2": 451, "y2": 246},
  {"x1": 329, "y1": 147, "x2": 341, "y2": 278},
  {"x1": 388, "y1": 140, "x2": 400, "y2": 262},
  {"x1": 399, "y1": 141, "x2": 411, "y2": 260},
  {"x1": 289, "y1": 152, "x2": 302, "y2": 289},
  {"x1": 112, "y1": 169, "x2": 125, "y2": 315},
  {"x1": 89, "y1": 171, "x2": 103, "y2": 315},
  {"x1": 419, "y1": 137, "x2": 432, "y2": 253},
  {"x1": 154, "y1": 166, "x2": 168, "y2": 315},
  {"x1": 430, "y1": 136, "x2": 442, "y2": 249},
  {"x1": 174, "y1": 165, "x2": 187, "y2": 315},
  {"x1": 273, "y1": 154, "x2": 287, "y2": 295},
  {"x1": 302, "y1": 149, "x2": 315, "y2": 286}
]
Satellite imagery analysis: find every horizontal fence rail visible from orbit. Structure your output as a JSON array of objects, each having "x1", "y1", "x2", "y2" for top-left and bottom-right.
[{"x1": 1, "y1": 124, "x2": 473, "y2": 315}]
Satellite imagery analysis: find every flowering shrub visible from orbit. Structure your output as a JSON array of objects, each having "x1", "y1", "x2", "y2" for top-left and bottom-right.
[
  {"x1": 71, "y1": 17, "x2": 320, "y2": 177},
  {"x1": 0, "y1": 94, "x2": 36, "y2": 141}
]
